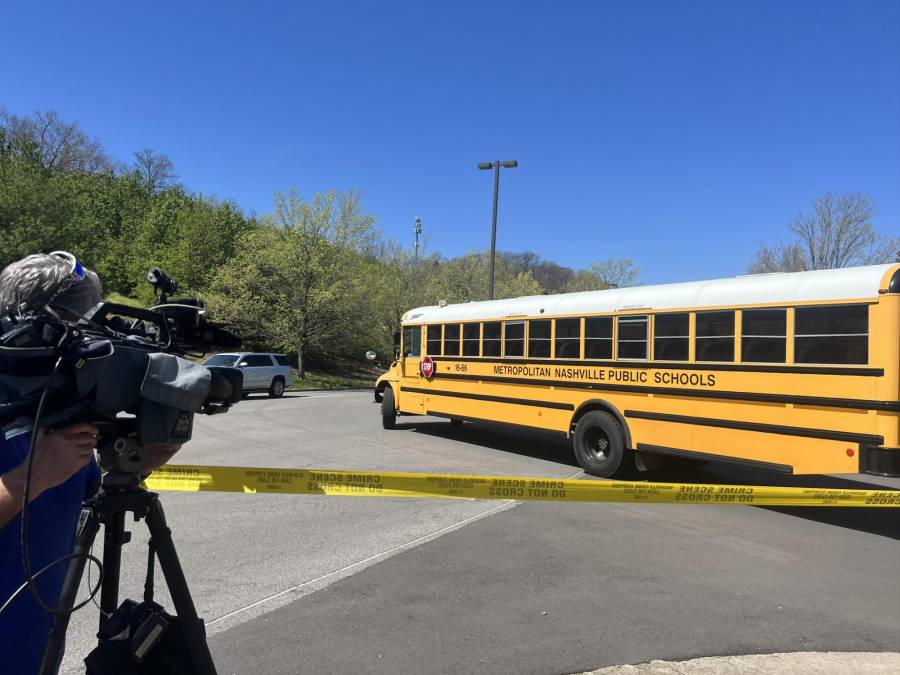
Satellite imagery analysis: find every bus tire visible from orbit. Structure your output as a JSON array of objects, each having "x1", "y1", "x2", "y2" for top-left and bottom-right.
[
  {"x1": 573, "y1": 411, "x2": 633, "y2": 477},
  {"x1": 449, "y1": 418, "x2": 463, "y2": 428},
  {"x1": 382, "y1": 386, "x2": 397, "y2": 429}
]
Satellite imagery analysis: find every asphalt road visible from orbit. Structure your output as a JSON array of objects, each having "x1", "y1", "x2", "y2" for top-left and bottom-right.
[{"x1": 60, "y1": 391, "x2": 899, "y2": 674}]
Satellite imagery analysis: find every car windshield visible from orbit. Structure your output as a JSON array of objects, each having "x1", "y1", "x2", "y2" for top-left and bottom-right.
[{"x1": 204, "y1": 354, "x2": 239, "y2": 366}]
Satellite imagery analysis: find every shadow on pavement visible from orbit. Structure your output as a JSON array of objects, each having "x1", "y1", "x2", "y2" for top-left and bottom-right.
[
  {"x1": 239, "y1": 391, "x2": 349, "y2": 400},
  {"x1": 400, "y1": 417, "x2": 900, "y2": 541},
  {"x1": 401, "y1": 418, "x2": 578, "y2": 468},
  {"x1": 756, "y1": 504, "x2": 899, "y2": 540}
]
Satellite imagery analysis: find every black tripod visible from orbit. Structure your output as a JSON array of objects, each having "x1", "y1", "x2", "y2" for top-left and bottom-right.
[{"x1": 40, "y1": 471, "x2": 217, "y2": 675}]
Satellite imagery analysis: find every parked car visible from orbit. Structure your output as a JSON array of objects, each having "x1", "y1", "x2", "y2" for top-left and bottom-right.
[{"x1": 203, "y1": 352, "x2": 293, "y2": 398}]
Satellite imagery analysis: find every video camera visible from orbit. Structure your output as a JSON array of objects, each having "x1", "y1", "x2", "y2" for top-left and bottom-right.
[{"x1": 0, "y1": 267, "x2": 243, "y2": 472}]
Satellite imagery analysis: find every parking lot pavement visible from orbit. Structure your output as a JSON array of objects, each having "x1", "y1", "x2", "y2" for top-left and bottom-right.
[
  {"x1": 209, "y1": 482, "x2": 900, "y2": 674},
  {"x1": 60, "y1": 392, "x2": 900, "y2": 673},
  {"x1": 59, "y1": 391, "x2": 585, "y2": 673}
]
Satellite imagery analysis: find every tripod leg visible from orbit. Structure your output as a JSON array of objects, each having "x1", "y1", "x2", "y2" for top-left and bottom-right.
[
  {"x1": 39, "y1": 507, "x2": 101, "y2": 675},
  {"x1": 145, "y1": 495, "x2": 218, "y2": 675},
  {"x1": 99, "y1": 510, "x2": 128, "y2": 631}
]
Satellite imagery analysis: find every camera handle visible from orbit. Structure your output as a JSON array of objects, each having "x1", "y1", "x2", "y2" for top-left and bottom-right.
[{"x1": 40, "y1": 473, "x2": 217, "y2": 675}]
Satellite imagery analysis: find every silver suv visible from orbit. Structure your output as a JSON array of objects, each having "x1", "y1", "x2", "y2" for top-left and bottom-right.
[{"x1": 203, "y1": 352, "x2": 294, "y2": 398}]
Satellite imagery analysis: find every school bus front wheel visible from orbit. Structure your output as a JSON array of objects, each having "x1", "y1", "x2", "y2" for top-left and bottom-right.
[{"x1": 382, "y1": 386, "x2": 397, "y2": 429}]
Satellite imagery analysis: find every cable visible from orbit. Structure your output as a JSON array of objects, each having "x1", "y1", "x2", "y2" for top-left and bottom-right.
[
  {"x1": 0, "y1": 552, "x2": 102, "y2": 619},
  {"x1": 86, "y1": 541, "x2": 110, "y2": 619},
  {"x1": 17, "y1": 355, "x2": 104, "y2": 616}
]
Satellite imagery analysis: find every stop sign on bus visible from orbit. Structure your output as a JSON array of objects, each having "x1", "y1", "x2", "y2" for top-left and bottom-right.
[{"x1": 420, "y1": 355, "x2": 435, "y2": 378}]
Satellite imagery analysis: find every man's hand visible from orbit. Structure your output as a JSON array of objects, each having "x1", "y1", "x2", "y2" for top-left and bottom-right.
[
  {"x1": 0, "y1": 423, "x2": 97, "y2": 528},
  {"x1": 139, "y1": 444, "x2": 181, "y2": 472},
  {"x1": 28, "y1": 423, "x2": 98, "y2": 496}
]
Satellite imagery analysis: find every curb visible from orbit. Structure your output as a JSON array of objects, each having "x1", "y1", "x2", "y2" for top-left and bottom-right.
[{"x1": 577, "y1": 652, "x2": 900, "y2": 674}]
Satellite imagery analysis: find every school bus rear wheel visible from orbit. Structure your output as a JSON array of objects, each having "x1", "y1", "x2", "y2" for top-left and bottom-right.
[{"x1": 573, "y1": 411, "x2": 632, "y2": 477}]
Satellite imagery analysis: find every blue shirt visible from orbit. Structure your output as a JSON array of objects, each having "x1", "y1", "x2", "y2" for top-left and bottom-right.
[{"x1": 0, "y1": 431, "x2": 100, "y2": 675}]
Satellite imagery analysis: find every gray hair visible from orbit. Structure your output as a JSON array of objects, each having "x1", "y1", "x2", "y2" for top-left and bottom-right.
[{"x1": 0, "y1": 251, "x2": 103, "y2": 316}]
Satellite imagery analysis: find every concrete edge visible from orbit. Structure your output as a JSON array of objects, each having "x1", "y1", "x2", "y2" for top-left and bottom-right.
[{"x1": 576, "y1": 651, "x2": 900, "y2": 674}]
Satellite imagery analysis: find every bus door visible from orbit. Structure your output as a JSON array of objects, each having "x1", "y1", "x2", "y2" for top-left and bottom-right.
[{"x1": 400, "y1": 325, "x2": 425, "y2": 414}]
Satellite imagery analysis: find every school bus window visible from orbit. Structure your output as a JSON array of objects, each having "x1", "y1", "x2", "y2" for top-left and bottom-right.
[
  {"x1": 742, "y1": 308, "x2": 786, "y2": 363},
  {"x1": 696, "y1": 311, "x2": 734, "y2": 362},
  {"x1": 653, "y1": 313, "x2": 689, "y2": 361},
  {"x1": 504, "y1": 321, "x2": 525, "y2": 357},
  {"x1": 555, "y1": 318, "x2": 581, "y2": 359},
  {"x1": 462, "y1": 323, "x2": 480, "y2": 356},
  {"x1": 617, "y1": 315, "x2": 648, "y2": 360},
  {"x1": 402, "y1": 325, "x2": 421, "y2": 357},
  {"x1": 425, "y1": 325, "x2": 442, "y2": 356},
  {"x1": 443, "y1": 323, "x2": 461, "y2": 356},
  {"x1": 795, "y1": 305, "x2": 868, "y2": 365},
  {"x1": 585, "y1": 317, "x2": 612, "y2": 360},
  {"x1": 528, "y1": 319, "x2": 551, "y2": 358},
  {"x1": 483, "y1": 322, "x2": 502, "y2": 357}
]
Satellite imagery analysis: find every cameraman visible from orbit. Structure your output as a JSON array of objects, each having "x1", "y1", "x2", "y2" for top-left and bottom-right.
[{"x1": 0, "y1": 252, "x2": 178, "y2": 674}]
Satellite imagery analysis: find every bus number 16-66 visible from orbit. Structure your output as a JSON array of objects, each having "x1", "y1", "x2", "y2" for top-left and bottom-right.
[{"x1": 455, "y1": 363, "x2": 467, "y2": 372}]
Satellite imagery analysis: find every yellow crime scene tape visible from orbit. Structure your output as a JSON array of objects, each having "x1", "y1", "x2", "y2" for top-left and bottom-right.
[{"x1": 142, "y1": 464, "x2": 900, "y2": 507}]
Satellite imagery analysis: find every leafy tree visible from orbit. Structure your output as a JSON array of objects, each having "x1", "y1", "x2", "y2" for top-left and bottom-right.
[
  {"x1": 749, "y1": 192, "x2": 899, "y2": 273},
  {"x1": 0, "y1": 107, "x2": 649, "y2": 373},
  {"x1": 0, "y1": 143, "x2": 113, "y2": 269},
  {"x1": 366, "y1": 240, "x2": 443, "y2": 362},
  {"x1": 204, "y1": 190, "x2": 378, "y2": 376},
  {"x1": 562, "y1": 258, "x2": 639, "y2": 292},
  {"x1": 503, "y1": 251, "x2": 575, "y2": 293},
  {"x1": 497, "y1": 270, "x2": 543, "y2": 298},
  {"x1": 85, "y1": 172, "x2": 155, "y2": 294},
  {"x1": 421, "y1": 252, "x2": 545, "y2": 304},
  {"x1": 124, "y1": 188, "x2": 253, "y2": 297}
]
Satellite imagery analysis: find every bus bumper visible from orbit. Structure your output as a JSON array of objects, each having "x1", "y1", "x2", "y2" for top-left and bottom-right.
[{"x1": 861, "y1": 445, "x2": 900, "y2": 477}]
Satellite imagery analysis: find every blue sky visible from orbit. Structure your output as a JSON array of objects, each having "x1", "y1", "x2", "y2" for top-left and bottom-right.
[{"x1": 2, "y1": 0, "x2": 898, "y2": 284}]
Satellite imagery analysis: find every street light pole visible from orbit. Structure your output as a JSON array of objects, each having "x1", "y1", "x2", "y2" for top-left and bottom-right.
[
  {"x1": 414, "y1": 216, "x2": 422, "y2": 267},
  {"x1": 478, "y1": 160, "x2": 518, "y2": 300},
  {"x1": 488, "y1": 164, "x2": 500, "y2": 300}
]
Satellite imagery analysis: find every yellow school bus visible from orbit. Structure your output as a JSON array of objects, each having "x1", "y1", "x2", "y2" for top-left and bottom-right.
[{"x1": 375, "y1": 264, "x2": 900, "y2": 478}]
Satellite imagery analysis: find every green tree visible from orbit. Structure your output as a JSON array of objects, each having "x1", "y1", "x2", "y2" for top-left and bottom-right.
[
  {"x1": 421, "y1": 251, "x2": 544, "y2": 305},
  {"x1": 503, "y1": 251, "x2": 575, "y2": 293},
  {"x1": 124, "y1": 188, "x2": 253, "y2": 298},
  {"x1": 366, "y1": 241, "x2": 442, "y2": 362},
  {"x1": 563, "y1": 258, "x2": 639, "y2": 292},
  {"x1": 0, "y1": 142, "x2": 117, "y2": 269},
  {"x1": 204, "y1": 189, "x2": 378, "y2": 376}
]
